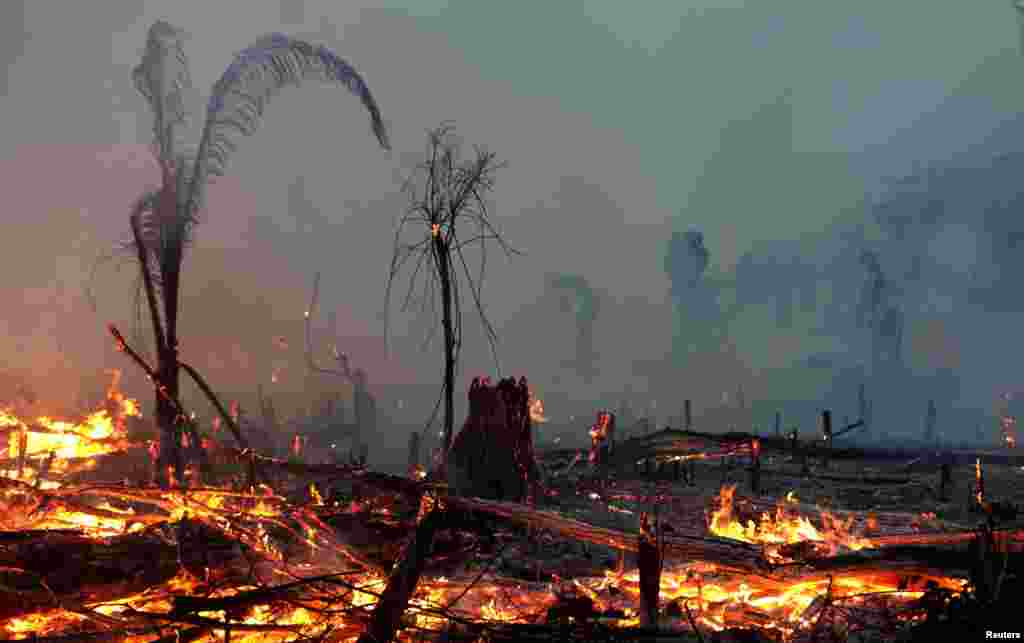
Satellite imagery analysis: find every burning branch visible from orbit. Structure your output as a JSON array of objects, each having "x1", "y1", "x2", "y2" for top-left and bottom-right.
[
  {"x1": 356, "y1": 499, "x2": 443, "y2": 643},
  {"x1": 304, "y1": 272, "x2": 353, "y2": 381},
  {"x1": 637, "y1": 511, "x2": 662, "y2": 627}
]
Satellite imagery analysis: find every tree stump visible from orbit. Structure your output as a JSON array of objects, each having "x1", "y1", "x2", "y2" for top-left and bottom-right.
[{"x1": 447, "y1": 376, "x2": 539, "y2": 502}]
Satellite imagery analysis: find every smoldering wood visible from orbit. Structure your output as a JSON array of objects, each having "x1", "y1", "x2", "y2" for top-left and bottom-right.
[
  {"x1": 356, "y1": 508, "x2": 441, "y2": 643},
  {"x1": 0, "y1": 526, "x2": 240, "y2": 620},
  {"x1": 637, "y1": 512, "x2": 662, "y2": 628}
]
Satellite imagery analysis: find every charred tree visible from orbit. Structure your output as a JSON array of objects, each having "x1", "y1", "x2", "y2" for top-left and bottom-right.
[
  {"x1": 385, "y1": 123, "x2": 513, "y2": 474},
  {"x1": 447, "y1": 376, "x2": 539, "y2": 502},
  {"x1": 924, "y1": 399, "x2": 937, "y2": 445},
  {"x1": 123, "y1": 21, "x2": 389, "y2": 487}
]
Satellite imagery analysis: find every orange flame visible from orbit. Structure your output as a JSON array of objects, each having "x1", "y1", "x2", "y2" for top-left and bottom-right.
[{"x1": 708, "y1": 485, "x2": 872, "y2": 561}]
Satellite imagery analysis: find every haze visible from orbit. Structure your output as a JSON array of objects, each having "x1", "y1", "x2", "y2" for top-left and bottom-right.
[{"x1": 1, "y1": 1, "x2": 1022, "y2": 465}]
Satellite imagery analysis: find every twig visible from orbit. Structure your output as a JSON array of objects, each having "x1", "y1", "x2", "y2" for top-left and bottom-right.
[
  {"x1": 441, "y1": 543, "x2": 508, "y2": 611},
  {"x1": 305, "y1": 272, "x2": 353, "y2": 380},
  {"x1": 683, "y1": 600, "x2": 704, "y2": 643}
]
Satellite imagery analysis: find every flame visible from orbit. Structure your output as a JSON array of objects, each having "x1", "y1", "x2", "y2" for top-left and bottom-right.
[
  {"x1": 1001, "y1": 415, "x2": 1017, "y2": 448},
  {"x1": 529, "y1": 391, "x2": 547, "y2": 424},
  {"x1": 708, "y1": 485, "x2": 872, "y2": 560},
  {"x1": 2, "y1": 371, "x2": 139, "y2": 487},
  {"x1": 0, "y1": 373, "x2": 974, "y2": 642},
  {"x1": 309, "y1": 482, "x2": 324, "y2": 506},
  {"x1": 975, "y1": 458, "x2": 989, "y2": 512}
]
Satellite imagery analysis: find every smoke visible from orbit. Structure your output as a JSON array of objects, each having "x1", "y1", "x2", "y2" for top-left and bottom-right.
[
  {"x1": 665, "y1": 225, "x2": 710, "y2": 296},
  {"x1": 0, "y1": 1, "x2": 27, "y2": 97},
  {"x1": 546, "y1": 273, "x2": 600, "y2": 381},
  {"x1": 717, "y1": 141, "x2": 1024, "y2": 444}
]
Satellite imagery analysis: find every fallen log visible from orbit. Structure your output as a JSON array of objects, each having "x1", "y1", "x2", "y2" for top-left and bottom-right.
[
  {"x1": 357, "y1": 506, "x2": 442, "y2": 643},
  {"x1": 774, "y1": 544, "x2": 1023, "y2": 579},
  {"x1": 0, "y1": 626, "x2": 179, "y2": 643},
  {"x1": 638, "y1": 428, "x2": 1024, "y2": 467},
  {"x1": 446, "y1": 496, "x2": 770, "y2": 575},
  {"x1": 865, "y1": 527, "x2": 1024, "y2": 549},
  {"x1": 0, "y1": 528, "x2": 236, "y2": 619},
  {"x1": 480, "y1": 623, "x2": 706, "y2": 642}
]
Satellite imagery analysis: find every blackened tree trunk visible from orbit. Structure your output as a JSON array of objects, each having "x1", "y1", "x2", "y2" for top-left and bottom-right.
[
  {"x1": 130, "y1": 208, "x2": 184, "y2": 490},
  {"x1": 435, "y1": 232, "x2": 455, "y2": 470},
  {"x1": 156, "y1": 201, "x2": 185, "y2": 488},
  {"x1": 155, "y1": 357, "x2": 182, "y2": 485},
  {"x1": 448, "y1": 377, "x2": 538, "y2": 502}
]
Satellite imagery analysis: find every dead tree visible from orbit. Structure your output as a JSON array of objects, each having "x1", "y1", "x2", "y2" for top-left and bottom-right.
[
  {"x1": 385, "y1": 123, "x2": 514, "y2": 474},
  {"x1": 124, "y1": 21, "x2": 388, "y2": 487},
  {"x1": 858, "y1": 381, "x2": 871, "y2": 439},
  {"x1": 923, "y1": 399, "x2": 937, "y2": 444},
  {"x1": 304, "y1": 273, "x2": 354, "y2": 384},
  {"x1": 448, "y1": 376, "x2": 539, "y2": 502},
  {"x1": 407, "y1": 430, "x2": 421, "y2": 477}
]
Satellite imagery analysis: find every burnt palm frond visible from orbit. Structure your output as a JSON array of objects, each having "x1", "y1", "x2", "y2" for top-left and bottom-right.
[
  {"x1": 132, "y1": 21, "x2": 192, "y2": 165},
  {"x1": 186, "y1": 33, "x2": 390, "y2": 216}
]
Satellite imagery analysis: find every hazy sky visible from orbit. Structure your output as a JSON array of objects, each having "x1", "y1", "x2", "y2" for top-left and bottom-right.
[{"x1": 1, "y1": 0, "x2": 1022, "y2": 426}]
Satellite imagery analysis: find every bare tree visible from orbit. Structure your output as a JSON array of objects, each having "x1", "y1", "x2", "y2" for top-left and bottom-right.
[
  {"x1": 385, "y1": 123, "x2": 515, "y2": 471},
  {"x1": 126, "y1": 21, "x2": 389, "y2": 487}
]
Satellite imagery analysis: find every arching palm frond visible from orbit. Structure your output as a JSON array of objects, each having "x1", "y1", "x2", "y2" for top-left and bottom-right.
[
  {"x1": 132, "y1": 21, "x2": 193, "y2": 165},
  {"x1": 186, "y1": 33, "x2": 390, "y2": 214}
]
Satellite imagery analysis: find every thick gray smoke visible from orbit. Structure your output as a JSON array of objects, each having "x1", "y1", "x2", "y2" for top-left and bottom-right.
[
  {"x1": 724, "y1": 142, "x2": 1024, "y2": 446},
  {"x1": 666, "y1": 225, "x2": 710, "y2": 296}
]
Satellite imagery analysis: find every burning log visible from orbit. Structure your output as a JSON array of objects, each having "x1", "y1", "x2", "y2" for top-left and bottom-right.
[
  {"x1": 445, "y1": 496, "x2": 770, "y2": 575},
  {"x1": 0, "y1": 527, "x2": 238, "y2": 618},
  {"x1": 749, "y1": 438, "x2": 761, "y2": 494},
  {"x1": 637, "y1": 512, "x2": 662, "y2": 627},
  {"x1": 356, "y1": 499, "x2": 442, "y2": 643},
  {"x1": 15, "y1": 427, "x2": 27, "y2": 481},
  {"x1": 407, "y1": 431, "x2": 421, "y2": 479},
  {"x1": 821, "y1": 410, "x2": 832, "y2": 469}
]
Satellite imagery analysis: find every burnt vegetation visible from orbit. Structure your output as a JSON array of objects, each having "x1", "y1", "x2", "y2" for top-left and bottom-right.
[{"x1": 2, "y1": 13, "x2": 1024, "y2": 643}]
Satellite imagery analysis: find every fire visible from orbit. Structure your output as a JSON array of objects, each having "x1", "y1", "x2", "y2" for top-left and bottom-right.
[
  {"x1": 708, "y1": 485, "x2": 873, "y2": 560},
  {"x1": 1001, "y1": 414, "x2": 1017, "y2": 448},
  {"x1": 1, "y1": 370, "x2": 139, "y2": 486},
  {"x1": 529, "y1": 391, "x2": 547, "y2": 424},
  {"x1": 0, "y1": 372, "x2": 974, "y2": 642},
  {"x1": 309, "y1": 482, "x2": 324, "y2": 505},
  {"x1": 975, "y1": 458, "x2": 989, "y2": 512}
]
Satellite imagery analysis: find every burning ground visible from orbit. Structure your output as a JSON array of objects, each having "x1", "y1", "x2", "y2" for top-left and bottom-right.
[{"x1": 0, "y1": 378, "x2": 1019, "y2": 642}]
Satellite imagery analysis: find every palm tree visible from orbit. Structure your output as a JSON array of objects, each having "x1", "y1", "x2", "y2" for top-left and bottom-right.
[{"x1": 128, "y1": 21, "x2": 389, "y2": 487}]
